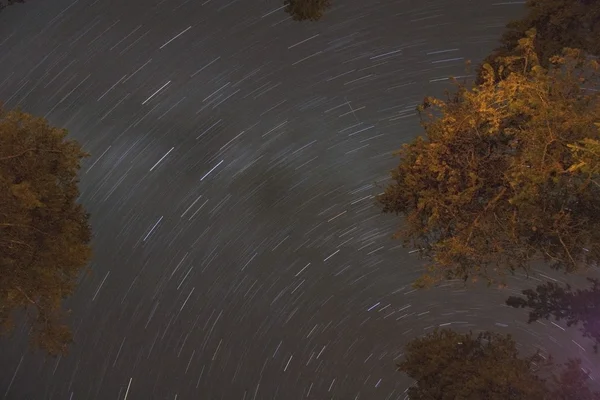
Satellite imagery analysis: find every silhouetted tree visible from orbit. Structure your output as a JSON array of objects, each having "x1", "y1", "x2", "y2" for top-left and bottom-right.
[
  {"x1": 507, "y1": 278, "x2": 600, "y2": 352},
  {"x1": 284, "y1": 0, "x2": 331, "y2": 21},
  {"x1": 0, "y1": 106, "x2": 92, "y2": 356},
  {"x1": 378, "y1": 30, "x2": 600, "y2": 287}
]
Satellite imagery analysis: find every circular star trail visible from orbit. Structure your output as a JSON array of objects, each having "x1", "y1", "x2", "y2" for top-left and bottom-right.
[{"x1": 1, "y1": 0, "x2": 594, "y2": 399}]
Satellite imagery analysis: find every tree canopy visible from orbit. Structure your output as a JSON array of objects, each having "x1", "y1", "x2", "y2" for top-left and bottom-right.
[
  {"x1": 399, "y1": 329, "x2": 547, "y2": 399},
  {"x1": 378, "y1": 30, "x2": 600, "y2": 287},
  {"x1": 399, "y1": 328, "x2": 600, "y2": 399},
  {"x1": 0, "y1": 106, "x2": 92, "y2": 356},
  {"x1": 283, "y1": 0, "x2": 331, "y2": 21}
]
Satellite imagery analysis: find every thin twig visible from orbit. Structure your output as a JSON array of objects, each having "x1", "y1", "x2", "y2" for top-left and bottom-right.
[
  {"x1": 15, "y1": 286, "x2": 37, "y2": 306},
  {"x1": 0, "y1": 223, "x2": 48, "y2": 235},
  {"x1": 0, "y1": 148, "x2": 36, "y2": 161},
  {"x1": 558, "y1": 233, "x2": 577, "y2": 268}
]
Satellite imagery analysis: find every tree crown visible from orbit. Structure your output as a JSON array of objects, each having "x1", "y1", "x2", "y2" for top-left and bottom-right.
[
  {"x1": 0, "y1": 106, "x2": 92, "y2": 356},
  {"x1": 379, "y1": 30, "x2": 600, "y2": 287}
]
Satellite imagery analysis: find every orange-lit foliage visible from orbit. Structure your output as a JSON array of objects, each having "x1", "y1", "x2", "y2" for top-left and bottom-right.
[
  {"x1": 0, "y1": 106, "x2": 92, "y2": 356},
  {"x1": 284, "y1": 0, "x2": 331, "y2": 21},
  {"x1": 379, "y1": 31, "x2": 600, "y2": 287}
]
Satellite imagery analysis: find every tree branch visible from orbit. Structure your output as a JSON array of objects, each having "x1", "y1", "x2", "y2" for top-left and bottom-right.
[
  {"x1": 15, "y1": 286, "x2": 37, "y2": 306},
  {"x1": 0, "y1": 147, "x2": 64, "y2": 161},
  {"x1": 0, "y1": 148, "x2": 36, "y2": 161},
  {"x1": 0, "y1": 223, "x2": 48, "y2": 235},
  {"x1": 466, "y1": 187, "x2": 508, "y2": 243},
  {"x1": 558, "y1": 233, "x2": 577, "y2": 269},
  {"x1": 2, "y1": 238, "x2": 34, "y2": 250}
]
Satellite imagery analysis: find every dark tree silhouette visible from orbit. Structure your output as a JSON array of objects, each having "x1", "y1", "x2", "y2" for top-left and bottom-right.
[{"x1": 507, "y1": 278, "x2": 600, "y2": 352}]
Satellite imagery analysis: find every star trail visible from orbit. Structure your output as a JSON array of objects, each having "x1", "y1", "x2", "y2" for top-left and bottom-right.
[{"x1": 2, "y1": 0, "x2": 595, "y2": 399}]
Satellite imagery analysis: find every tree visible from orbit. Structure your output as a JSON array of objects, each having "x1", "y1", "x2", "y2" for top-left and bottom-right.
[
  {"x1": 476, "y1": 0, "x2": 600, "y2": 84},
  {"x1": 507, "y1": 278, "x2": 600, "y2": 352},
  {"x1": 378, "y1": 30, "x2": 600, "y2": 287},
  {"x1": 0, "y1": 106, "x2": 92, "y2": 356},
  {"x1": 283, "y1": 0, "x2": 331, "y2": 21},
  {"x1": 398, "y1": 329, "x2": 548, "y2": 399},
  {"x1": 398, "y1": 329, "x2": 600, "y2": 399}
]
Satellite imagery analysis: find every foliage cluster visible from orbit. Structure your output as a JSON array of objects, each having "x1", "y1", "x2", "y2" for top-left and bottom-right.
[
  {"x1": 379, "y1": 31, "x2": 600, "y2": 287},
  {"x1": 401, "y1": 329, "x2": 600, "y2": 400},
  {"x1": 283, "y1": 0, "x2": 331, "y2": 21}
]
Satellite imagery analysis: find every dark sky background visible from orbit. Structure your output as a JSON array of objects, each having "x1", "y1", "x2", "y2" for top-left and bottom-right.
[{"x1": 0, "y1": 0, "x2": 597, "y2": 399}]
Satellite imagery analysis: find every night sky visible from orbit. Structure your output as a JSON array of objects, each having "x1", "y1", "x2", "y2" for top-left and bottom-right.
[{"x1": 1, "y1": 0, "x2": 596, "y2": 399}]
